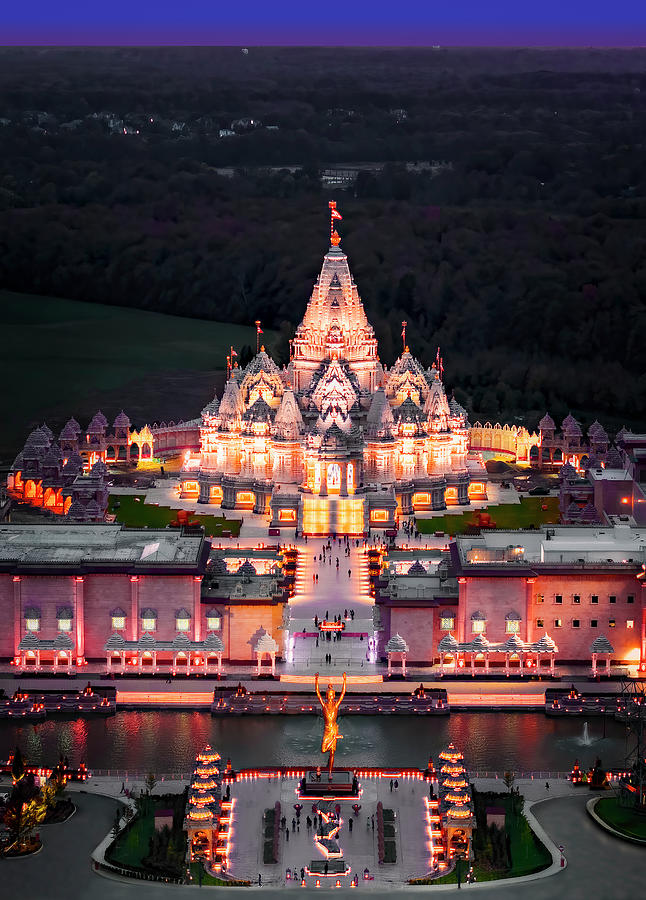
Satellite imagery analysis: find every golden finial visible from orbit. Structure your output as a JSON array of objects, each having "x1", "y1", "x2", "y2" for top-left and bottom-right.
[
  {"x1": 330, "y1": 230, "x2": 341, "y2": 246},
  {"x1": 260, "y1": 344, "x2": 265, "y2": 352}
]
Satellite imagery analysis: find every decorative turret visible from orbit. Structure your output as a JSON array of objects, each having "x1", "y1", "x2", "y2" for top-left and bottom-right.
[
  {"x1": 365, "y1": 387, "x2": 394, "y2": 439},
  {"x1": 424, "y1": 365, "x2": 451, "y2": 433},
  {"x1": 218, "y1": 379, "x2": 244, "y2": 426},
  {"x1": 201, "y1": 393, "x2": 220, "y2": 419},
  {"x1": 272, "y1": 389, "x2": 303, "y2": 441},
  {"x1": 604, "y1": 447, "x2": 623, "y2": 469},
  {"x1": 538, "y1": 413, "x2": 555, "y2": 437}
]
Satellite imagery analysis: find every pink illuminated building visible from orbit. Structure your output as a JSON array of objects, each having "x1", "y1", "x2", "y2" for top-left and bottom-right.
[{"x1": 180, "y1": 221, "x2": 487, "y2": 534}]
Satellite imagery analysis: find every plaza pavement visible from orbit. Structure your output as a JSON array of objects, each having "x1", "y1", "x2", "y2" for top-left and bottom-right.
[{"x1": 1, "y1": 778, "x2": 643, "y2": 899}]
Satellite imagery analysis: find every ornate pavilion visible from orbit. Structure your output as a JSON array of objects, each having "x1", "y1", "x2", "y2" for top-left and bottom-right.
[{"x1": 180, "y1": 219, "x2": 487, "y2": 535}]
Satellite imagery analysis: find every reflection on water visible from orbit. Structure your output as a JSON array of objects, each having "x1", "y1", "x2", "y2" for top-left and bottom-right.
[{"x1": 0, "y1": 711, "x2": 629, "y2": 773}]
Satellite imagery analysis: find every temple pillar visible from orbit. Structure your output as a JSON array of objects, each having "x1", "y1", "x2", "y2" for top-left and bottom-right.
[
  {"x1": 340, "y1": 463, "x2": 348, "y2": 497},
  {"x1": 271, "y1": 652, "x2": 276, "y2": 677},
  {"x1": 193, "y1": 576, "x2": 202, "y2": 642},
  {"x1": 74, "y1": 576, "x2": 85, "y2": 661},
  {"x1": 591, "y1": 653, "x2": 597, "y2": 677},
  {"x1": 130, "y1": 576, "x2": 139, "y2": 641},
  {"x1": 12, "y1": 576, "x2": 21, "y2": 660},
  {"x1": 525, "y1": 578, "x2": 535, "y2": 644},
  {"x1": 550, "y1": 653, "x2": 555, "y2": 675},
  {"x1": 218, "y1": 653, "x2": 223, "y2": 676}
]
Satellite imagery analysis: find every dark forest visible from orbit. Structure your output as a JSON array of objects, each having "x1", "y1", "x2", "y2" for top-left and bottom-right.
[{"x1": 1, "y1": 47, "x2": 645, "y2": 432}]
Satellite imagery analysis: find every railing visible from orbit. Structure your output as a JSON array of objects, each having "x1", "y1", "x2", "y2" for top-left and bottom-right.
[{"x1": 91, "y1": 769, "x2": 192, "y2": 779}]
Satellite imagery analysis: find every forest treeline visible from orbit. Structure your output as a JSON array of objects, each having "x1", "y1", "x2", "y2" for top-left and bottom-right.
[{"x1": 0, "y1": 48, "x2": 645, "y2": 432}]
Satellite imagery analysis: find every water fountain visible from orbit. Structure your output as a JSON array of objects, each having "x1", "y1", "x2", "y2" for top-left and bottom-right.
[{"x1": 581, "y1": 721, "x2": 592, "y2": 746}]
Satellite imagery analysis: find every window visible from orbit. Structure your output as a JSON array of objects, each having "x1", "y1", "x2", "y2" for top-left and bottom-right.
[
  {"x1": 26, "y1": 617, "x2": 40, "y2": 632},
  {"x1": 555, "y1": 595, "x2": 563, "y2": 604},
  {"x1": 112, "y1": 615, "x2": 126, "y2": 630},
  {"x1": 591, "y1": 620, "x2": 598, "y2": 628},
  {"x1": 440, "y1": 616, "x2": 455, "y2": 631},
  {"x1": 627, "y1": 620, "x2": 634, "y2": 629},
  {"x1": 572, "y1": 619, "x2": 580, "y2": 628},
  {"x1": 535, "y1": 594, "x2": 544, "y2": 604},
  {"x1": 573, "y1": 595, "x2": 580, "y2": 604},
  {"x1": 627, "y1": 595, "x2": 635, "y2": 604},
  {"x1": 505, "y1": 619, "x2": 520, "y2": 634},
  {"x1": 609, "y1": 619, "x2": 616, "y2": 628},
  {"x1": 206, "y1": 613, "x2": 222, "y2": 631},
  {"x1": 142, "y1": 617, "x2": 156, "y2": 631},
  {"x1": 471, "y1": 619, "x2": 486, "y2": 634},
  {"x1": 591, "y1": 595, "x2": 598, "y2": 604},
  {"x1": 554, "y1": 619, "x2": 562, "y2": 628},
  {"x1": 536, "y1": 618, "x2": 544, "y2": 629},
  {"x1": 609, "y1": 595, "x2": 616, "y2": 604},
  {"x1": 58, "y1": 618, "x2": 72, "y2": 632},
  {"x1": 176, "y1": 616, "x2": 190, "y2": 632}
]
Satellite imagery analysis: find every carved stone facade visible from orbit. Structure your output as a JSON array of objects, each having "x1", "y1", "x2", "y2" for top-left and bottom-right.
[{"x1": 181, "y1": 226, "x2": 488, "y2": 534}]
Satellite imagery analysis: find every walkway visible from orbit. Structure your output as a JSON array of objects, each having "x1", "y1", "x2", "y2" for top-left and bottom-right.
[{"x1": 286, "y1": 538, "x2": 377, "y2": 678}]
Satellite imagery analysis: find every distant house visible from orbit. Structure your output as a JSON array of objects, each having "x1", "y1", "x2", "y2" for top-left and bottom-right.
[
  {"x1": 231, "y1": 118, "x2": 261, "y2": 130},
  {"x1": 389, "y1": 109, "x2": 408, "y2": 120},
  {"x1": 219, "y1": 129, "x2": 236, "y2": 138},
  {"x1": 265, "y1": 125, "x2": 279, "y2": 131}
]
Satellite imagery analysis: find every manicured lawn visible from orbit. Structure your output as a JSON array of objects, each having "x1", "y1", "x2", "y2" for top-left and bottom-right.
[
  {"x1": 416, "y1": 497, "x2": 560, "y2": 535},
  {"x1": 595, "y1": 797, "x2": 646, "y2": 841},
  {"x1": 189, "y1": 863, "x2": 250, "y2": 886},
  {"x1": 108, "y1": 494, "x2": 242, "y2": 537},
  {"x1": 0, "y1": 289, "x2": 275, "y2": 462},
  {"x1": 110, "y1": 804, "x2": 155, "y2": 868}
]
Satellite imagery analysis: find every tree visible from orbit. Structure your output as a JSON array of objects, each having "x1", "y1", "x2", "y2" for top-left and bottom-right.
[{"x1": 4, "y1": 795, "x2": 47, "y2": 854}]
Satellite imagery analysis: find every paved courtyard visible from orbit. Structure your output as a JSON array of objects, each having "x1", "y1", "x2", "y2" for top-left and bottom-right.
[
  {"x1": 1, "y1": 786, "x2": 644, "y2": 899},
  {"x1": 227, "y1": 774, "x2": 431, "y2": 886}
]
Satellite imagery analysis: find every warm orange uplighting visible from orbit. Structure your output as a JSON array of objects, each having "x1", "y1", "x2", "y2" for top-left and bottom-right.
[{"x1": 116, "y1": 691, "x2": 213, "y2": 705}]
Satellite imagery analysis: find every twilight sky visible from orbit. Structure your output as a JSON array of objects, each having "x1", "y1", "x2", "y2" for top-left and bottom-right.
[{"x1": 2, "y1": 1, "x2": 646, "y2": 46}]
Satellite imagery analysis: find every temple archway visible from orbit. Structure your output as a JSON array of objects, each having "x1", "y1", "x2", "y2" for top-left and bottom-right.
[{"x1": 327, "y1": 463, "x2": 341, "y2": 493}]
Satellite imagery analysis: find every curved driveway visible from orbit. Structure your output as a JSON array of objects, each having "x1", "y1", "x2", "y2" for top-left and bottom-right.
[{"x1": 2, "y1": 793, "x2": 642, "y2": 900}]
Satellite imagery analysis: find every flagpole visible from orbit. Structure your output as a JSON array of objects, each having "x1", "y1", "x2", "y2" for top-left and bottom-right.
[
  {"x1": 255, "y1": 320, "x2": 261, "y2": 354},
  {"x1": 401, "y1": 320, "x2": 407, "y2": 351}
]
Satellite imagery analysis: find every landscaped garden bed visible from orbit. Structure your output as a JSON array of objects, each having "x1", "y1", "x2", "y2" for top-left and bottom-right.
[{"x1": 413, "y1": 788, "x2": 551, "y2": 885}]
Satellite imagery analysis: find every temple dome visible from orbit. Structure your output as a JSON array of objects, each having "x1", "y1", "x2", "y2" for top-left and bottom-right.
[
  {"x1": 201, "y1": 394, "x2": 220, "y2": 418},
  {"x1": 255, "y1": 632, "x2": 278, "y2": 654},
  {"x1": 407, "y1": 560, "x2": 427, "y2": 575},
  {"x1": 113, "y1": 410, "x2": 131, "y2": 429},
  {"x1": 532, "y1": 633, "x2": 558, "y2": 653},
  {"x1": 590, "y1": 635, "x2": 614, "y2": 654},
  {"x1": 587, "y1": 420, "x2": 608, "y2": 442},
  {"x1": 385, "y1": 634, "x2": 409, "y2": 653},
  {"x1": 604, "y1": 448, "x2": 623, "y2": 469},
  {"x1": 561, "y1": 413, "x2": 582, "y2": 435},
  {"x1": 218, "y1": 380, "x2": 244, "y2": 422},
  {"x1": 538, "y1": 413, "x2": 555, "y2": 430}
]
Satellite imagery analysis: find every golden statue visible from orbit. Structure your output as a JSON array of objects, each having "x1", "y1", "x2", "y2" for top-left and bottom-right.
[{"x1": 315, "y1": 672, "x2": 347, "y2": 777}]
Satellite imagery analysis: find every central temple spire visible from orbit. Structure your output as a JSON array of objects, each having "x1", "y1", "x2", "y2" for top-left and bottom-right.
[{"x1": 290, "y1": 204, "x2": 382, "y2": 394}]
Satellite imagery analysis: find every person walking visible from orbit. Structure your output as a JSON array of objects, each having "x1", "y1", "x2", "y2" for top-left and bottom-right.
[
  {"x1": 258, "y1": 874, "x2": 262, "y2": 885},
  {"x1": 545, "y1": 781, "x2": 550, "y2": 791},
  {"x1": 348, "y1": 568, "x2": 351, "y2": 578},
  {"x1": 349, "y1": 817, "x2": 353, "y2": 832}
]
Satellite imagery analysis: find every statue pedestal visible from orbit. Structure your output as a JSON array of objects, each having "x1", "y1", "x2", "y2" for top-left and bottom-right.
[{"x1": 299, "y1": 769, "x2": 358, "y2": 799}]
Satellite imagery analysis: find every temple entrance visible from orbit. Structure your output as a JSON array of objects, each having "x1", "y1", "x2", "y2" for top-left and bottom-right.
[
  {"x1": 327, "y1": 463, "x2": 341, "y2": 494},
  {"x1": 301, "y1": 496, "x2": 365, "y2": 535}
]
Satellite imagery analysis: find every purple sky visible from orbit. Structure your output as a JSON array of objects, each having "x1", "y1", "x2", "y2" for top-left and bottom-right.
[{"x1": 2, "y1": 1, "x2": 646, "y2": 46}]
